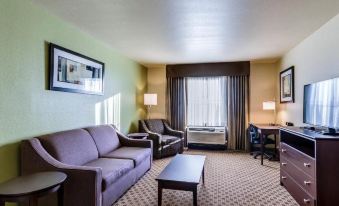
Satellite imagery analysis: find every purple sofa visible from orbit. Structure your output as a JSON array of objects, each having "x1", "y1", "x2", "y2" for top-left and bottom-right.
[{"x1": 21, "y1": 125, "x2": 152, "y2": 206}]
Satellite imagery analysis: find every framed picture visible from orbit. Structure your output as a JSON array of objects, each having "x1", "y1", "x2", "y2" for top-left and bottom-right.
[
  {"x1": 280, "y1": 66, "x2": 295, "y2": 103},
  {"x1": 49, "y1": 43, "x2": 104, "y2": 95}
]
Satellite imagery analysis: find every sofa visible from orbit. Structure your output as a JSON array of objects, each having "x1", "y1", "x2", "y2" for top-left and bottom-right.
[
  {"x1": 21, "y1": 125, "x2": 152, "y2": 206},
  {"x1": 139, "y1": 119, "x2": 184, "y2": 159}
]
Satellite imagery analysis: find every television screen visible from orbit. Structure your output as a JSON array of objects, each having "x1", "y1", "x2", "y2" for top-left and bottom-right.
[{"x1": 304, "y1": 77, "x2": 339, "y2": 129}]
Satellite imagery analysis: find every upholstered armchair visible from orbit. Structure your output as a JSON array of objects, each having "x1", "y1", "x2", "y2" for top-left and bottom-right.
[{"x1": 139, "y1": 119, "x2": 184, "y2": 159}]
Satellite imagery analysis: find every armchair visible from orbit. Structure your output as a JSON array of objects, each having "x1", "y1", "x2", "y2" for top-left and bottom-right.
[{"x1": 139, "y1": 119, "x2": 184, "y2": 159}]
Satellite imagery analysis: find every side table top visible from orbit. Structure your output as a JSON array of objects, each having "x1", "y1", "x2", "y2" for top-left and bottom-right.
[
  {"x1": 0, "y1": 172, "x2": 67, "y2": 197},
  {"x1": 127, "y1": 133, "x2": 149, "y2": 139},
  {"x1": 127, "y1": 133, "x2": 149, "y2": 136}
]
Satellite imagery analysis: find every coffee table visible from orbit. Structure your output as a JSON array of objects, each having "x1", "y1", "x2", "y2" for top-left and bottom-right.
[{"x1": 156, "y1": 154, "x2": 206, "y2": 206}]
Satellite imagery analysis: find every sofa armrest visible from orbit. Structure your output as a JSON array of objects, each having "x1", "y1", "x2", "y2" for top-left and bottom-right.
[
  {"x1": 21, "y1": 139, "x2": 102, "y2": 206},
  {"x1": 163, "y1": 121, "x2": 184, "y2": 139}
]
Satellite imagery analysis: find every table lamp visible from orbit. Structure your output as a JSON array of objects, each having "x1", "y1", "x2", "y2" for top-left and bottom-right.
[
  {"x1": 263, "y1": 101, "x2": 276, "y2": 125},
  {"x1": 144, "y1": 93, "x2": 157, "y2": 119}
]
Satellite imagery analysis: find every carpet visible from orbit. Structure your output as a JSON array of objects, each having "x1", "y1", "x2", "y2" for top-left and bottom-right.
[{"x1": 113, "y1": 150, "x2": 298, "y2": 206}]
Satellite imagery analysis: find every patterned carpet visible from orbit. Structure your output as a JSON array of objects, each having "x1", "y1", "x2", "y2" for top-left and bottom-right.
[{"x1": 113, "y1": 150, "x2": 298, "y2": 206}]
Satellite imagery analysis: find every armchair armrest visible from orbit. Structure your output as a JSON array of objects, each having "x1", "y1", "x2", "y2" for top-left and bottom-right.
[
  {"x1": 21, "y1": 139, "x2": 102, "y2": 206},
  {"x1": 163, "y1": 121, "x2": 184, "y2": 138},
  {"x1": 138, "y1": 121, "x2": 162, "y2": 147}
]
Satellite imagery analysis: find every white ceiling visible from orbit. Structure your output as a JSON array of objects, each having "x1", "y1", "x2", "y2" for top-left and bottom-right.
[{"x1": 31, "y1": 0, "x2": 339, "y2": 65}]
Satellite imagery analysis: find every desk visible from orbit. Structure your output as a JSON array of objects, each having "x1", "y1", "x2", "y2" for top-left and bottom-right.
[{"x1": 250, "y1": 123, "x2": 281, "y2": 165}]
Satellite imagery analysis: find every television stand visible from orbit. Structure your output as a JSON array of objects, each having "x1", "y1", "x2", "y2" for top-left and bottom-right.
[{"x1": 280, "y1": 127, "x2": 339, "y2": 205}]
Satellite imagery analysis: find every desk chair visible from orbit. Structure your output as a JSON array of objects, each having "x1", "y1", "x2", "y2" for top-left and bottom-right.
[{"x1": 248, "y1": 125, "x2": 276, "y2": 159}]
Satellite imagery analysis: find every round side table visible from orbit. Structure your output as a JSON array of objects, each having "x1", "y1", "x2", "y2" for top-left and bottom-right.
[
  {"x1": 127, "y1": 133, "x2": 149, "y2": 140},
  {"x1": 0, "y1": 171, "x2": 67, "y2": 206}
]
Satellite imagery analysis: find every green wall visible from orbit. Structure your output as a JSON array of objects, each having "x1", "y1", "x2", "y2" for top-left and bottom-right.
[{"x1": 0, "y1": 0, "x2": 147, "y2": 184}]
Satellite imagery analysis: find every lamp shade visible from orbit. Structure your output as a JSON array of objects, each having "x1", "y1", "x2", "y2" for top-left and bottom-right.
[
  {"x1": 263, "y1": 101, "x2": 276, "y2": 110},
  {"x1": 144, "y1": 93, "x2": 157, "y2": 106}
]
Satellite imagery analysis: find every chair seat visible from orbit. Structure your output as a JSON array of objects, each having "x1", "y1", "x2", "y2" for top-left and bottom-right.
[
  {"x1": 102, "y1": 147, "x2": 151, "y2": 166},
  {"x1": 84, "y1": 158, "x2": 134, "y2": 190},
  {"x1": 161, "y1": 135, "x2": 180, "y2": 146}
]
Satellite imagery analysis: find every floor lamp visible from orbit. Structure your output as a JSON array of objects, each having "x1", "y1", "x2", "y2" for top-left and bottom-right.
[
  {"x1": 263, "y1": 101, "x2": 276, "y2": 125},
  {"x1": 144, "y1": 93, "x2": 157, "y2": 119}
]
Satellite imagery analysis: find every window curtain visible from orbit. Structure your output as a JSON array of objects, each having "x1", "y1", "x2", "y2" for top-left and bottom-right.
[
  {"x1": 186, "y1": 77, "x2": 227, "y2": 126},
  {"x1": 226, "y1": 76, "x2": 249, "y2": 151},
  {"x1": 166, "y1": 77, "x2": 186, "y2": 132}
]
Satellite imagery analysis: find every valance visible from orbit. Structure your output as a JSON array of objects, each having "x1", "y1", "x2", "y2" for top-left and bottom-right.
[{"x1": 166, "y1": 61, "x2": 250, "y2": 78}]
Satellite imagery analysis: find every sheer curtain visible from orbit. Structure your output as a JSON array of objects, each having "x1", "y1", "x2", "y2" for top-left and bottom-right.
[{"x1": 186, "y1": 77, "x2": 227, "y2": 126}]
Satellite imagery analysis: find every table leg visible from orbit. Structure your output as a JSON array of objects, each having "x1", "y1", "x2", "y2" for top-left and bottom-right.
[
  {"x1": 29, "y1": 197, "x2": 38, "y2": 206},
  {"x1": 274, "y1": 134, "x2": 277, "y2": 158},
  {"x1": 193, "y1": 187, "x2": 197, "y2": 206},
  {"x1": 158, "y1": 183, "x2": 162, "y2": 206},
  {"x1": 202, "y1": 166, "x2": 205, "y2": 184},
  {"x1": 58, "y1": 184, "x2": 64, "y2": 206},
  {"x1": 260, "y1": 133, "x2": 264, "y2": 165}
]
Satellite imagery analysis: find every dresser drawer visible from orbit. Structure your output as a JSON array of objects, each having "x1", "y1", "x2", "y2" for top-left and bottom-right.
[
  {"x1": 281, "y1": 170, "x2": 316, "y2": 206},
  {"x1": 281, "y1": 157, "x2": 316, "y2": 198},
  {"x1": 280, "y1": 143, "x2": 315, "y2": 178}
]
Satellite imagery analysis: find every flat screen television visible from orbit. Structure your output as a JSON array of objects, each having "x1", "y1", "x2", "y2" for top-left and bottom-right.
[{"x1": 303, "y1": 77, "x2": 339, "y2": 130}]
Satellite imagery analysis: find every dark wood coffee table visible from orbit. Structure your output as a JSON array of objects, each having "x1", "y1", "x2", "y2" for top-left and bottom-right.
[
  {"x1": 156, "y1": 154, "x2": 206, "y2": 206},
  {"x1": 0, "y1": 171, "x2": 67, "y2": 206}
]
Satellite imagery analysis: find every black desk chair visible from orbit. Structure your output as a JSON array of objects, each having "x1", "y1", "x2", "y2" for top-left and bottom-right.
[{"x1": 248, "y1": 125, "x2": 276, "y2": 159}]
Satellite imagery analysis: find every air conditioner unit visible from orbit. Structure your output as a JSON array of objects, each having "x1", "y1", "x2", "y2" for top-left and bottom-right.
[{"x1": 187, "y1": 126, "x2": 226, "y2": 145}]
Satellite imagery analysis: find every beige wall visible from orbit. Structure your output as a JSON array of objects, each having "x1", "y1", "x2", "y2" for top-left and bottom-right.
[
  {"x1": 146, "y1": 65, "x2": 167, "y2": 119},
  {"x1": 277, "y1": 13, "x2": 339, "y2": 126},
  {"x1": 250, "y1": 62, "x2": 278, "y2": 124},
  {"x1": 147, "y1": 63, "x2": 279, "y2": 124}
]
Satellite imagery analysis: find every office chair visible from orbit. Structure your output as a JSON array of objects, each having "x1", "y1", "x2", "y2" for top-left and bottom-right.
[{"x1": 248, "y1": 125, "x2": 276, "y2": 159}]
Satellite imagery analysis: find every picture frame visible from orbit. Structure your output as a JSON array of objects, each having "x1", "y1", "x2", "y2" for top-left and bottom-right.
[
  {"x1": 49, "y1": 43, "x2": 105, "y2": 95},
  {"x1": 280, "y1": 66, "x2": 295, "y2": 103}
]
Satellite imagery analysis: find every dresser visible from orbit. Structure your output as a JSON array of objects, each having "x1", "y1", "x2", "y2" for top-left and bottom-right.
[{"x1": 280, "y1": 127, "x2": 339, "y2": 206}]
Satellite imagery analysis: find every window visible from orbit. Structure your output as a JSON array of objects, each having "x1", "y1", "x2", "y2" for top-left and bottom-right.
[{"x1": 186, "y1": 77, "x2": 227, "y2": 126}]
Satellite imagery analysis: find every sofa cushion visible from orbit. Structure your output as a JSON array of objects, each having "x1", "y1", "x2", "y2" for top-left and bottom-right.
[
  {"x1": 85, "y1": 125, "x2": 121, "y2": 156},
  {"x1": 84, "y1": 158, "x2": 134, "y2": 190},
  {"x1": 161, "y1": 135, "x2": 180, "y2": 146},
  {"x1": 102, "y1": 147, "x2": 151, "y2": 166},
  {"x1": 38, "y1": 129, "x2": 99, "y2": 166},
  {"x1": 145, "y1": 119, "x2": 165, "y2": 134}
]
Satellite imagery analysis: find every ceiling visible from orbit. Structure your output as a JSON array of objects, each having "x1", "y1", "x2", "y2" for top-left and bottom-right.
[{"x1": 31, "y1": 0, "x2": 339, "y2": 65}]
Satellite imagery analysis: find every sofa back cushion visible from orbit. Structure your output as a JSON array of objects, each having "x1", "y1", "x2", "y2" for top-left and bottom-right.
[
  {"x1": 145, "y1": 119, "x2": 165, "y2": 134},
  {"x1": 85, "y1": 125, "x2": 120, "y2": 156},
  {"x1": 38, "y1": 129, "x2": 99, "y2": 165}
]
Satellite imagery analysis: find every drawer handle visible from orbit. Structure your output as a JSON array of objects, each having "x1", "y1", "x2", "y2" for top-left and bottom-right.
[
  {"x1": 281, "y1": 149, "x2": 287, "y2": 153},
  {"x1": 303, "y1": 198, "x2": 310, "y2": 204},
  {"x1": 281, "y1": 162, "x2": 287, "y2": 166},
  {"x1": 304, "y1": 181, "x2": 311, "y2": 185},
  {"x1": 304, "y1": 163, "x2": 311, "y2": 168},
  {"x1": 281, "y1": 176, "x2": 287, "y2": 180}
]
